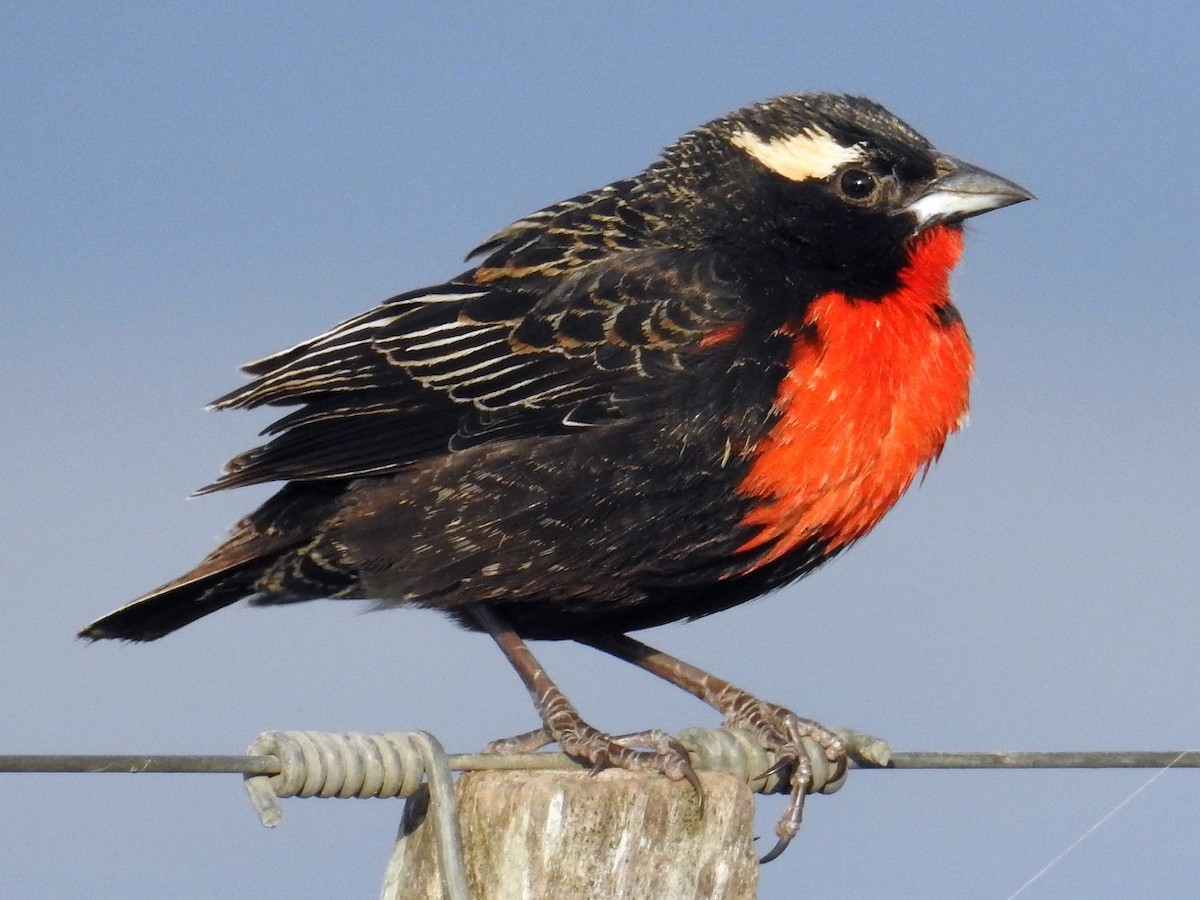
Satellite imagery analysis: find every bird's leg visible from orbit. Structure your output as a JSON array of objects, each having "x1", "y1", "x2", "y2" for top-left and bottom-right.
[
  {"x1": 471, "y1": 606, "x2": 700, "y2": 793},
  {"x1": 582, "y1": 632, "x2": 847, "y2": 862}
]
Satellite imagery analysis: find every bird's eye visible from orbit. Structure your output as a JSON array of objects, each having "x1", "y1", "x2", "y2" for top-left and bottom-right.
[{"x1": 838, "y1": 168, "x2": 877, "y2": 200}]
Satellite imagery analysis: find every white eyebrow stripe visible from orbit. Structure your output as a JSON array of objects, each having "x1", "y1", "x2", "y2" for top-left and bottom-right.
[{"x1": 730, "y1": 126, "x2": 865, "y2": 182}]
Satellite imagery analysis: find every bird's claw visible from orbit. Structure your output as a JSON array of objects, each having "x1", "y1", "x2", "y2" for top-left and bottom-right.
[
  {"x1": 725, "y1": 703, "x2": 848, "y2": 863},
  {"x1": 484, "y1": 727, "x2": 555, "y2": 755},
  {"x1": 486, "y1": 723, "x2": 703, "y2": 800},
  {"x1": 602, "y1": 730, "x2": 705, "y2": 801}
]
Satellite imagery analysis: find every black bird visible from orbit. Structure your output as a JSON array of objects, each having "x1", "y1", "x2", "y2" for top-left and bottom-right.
[{"x1": 81, "y1": 93, "x2": 1031, "y2": 858}]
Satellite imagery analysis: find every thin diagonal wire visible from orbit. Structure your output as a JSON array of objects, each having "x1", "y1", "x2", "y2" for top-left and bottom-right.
[{"x1": 1003, "y1": 750, "x2": 1192, "y2": 900}]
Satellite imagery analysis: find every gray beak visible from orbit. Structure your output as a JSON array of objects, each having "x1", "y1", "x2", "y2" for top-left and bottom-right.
[{"x1": 906, "y1": 156, "x2": 1034, "y2": 228}]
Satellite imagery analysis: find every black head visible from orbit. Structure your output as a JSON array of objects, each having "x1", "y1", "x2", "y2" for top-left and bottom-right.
[{"x1": 652, "y1": 94, "x2": 1032, "y2": 298}]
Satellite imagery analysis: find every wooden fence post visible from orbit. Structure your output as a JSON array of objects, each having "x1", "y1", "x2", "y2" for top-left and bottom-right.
[{"x1": 381, "y1": 769, "x2": 758, "y2": 899}]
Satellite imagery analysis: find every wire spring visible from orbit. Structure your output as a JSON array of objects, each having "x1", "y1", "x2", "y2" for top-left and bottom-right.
[
  {"x1": 245, "y1": 732, "x2": 427, "y2": 808},
  {"x1": 239, "y1": 727, "x2": 873, "y2": 900},
  {"x1": 677, "y1": 725, "x2": 891, "y2": 795},
  {"x1": 241, "y1": 727, "x2": 891, "y2": 824},
  {"x1": 244, "y1": 731, "x2": 470, "y2": 900}
]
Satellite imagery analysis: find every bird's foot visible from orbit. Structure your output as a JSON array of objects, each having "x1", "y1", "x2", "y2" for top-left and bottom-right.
[
  {"x1": 719, "y1": 693, "x2": 847, "y2": 862},
  {"x1": 579, "y1": 632, "x2": 866, "y2": 861},
  {"x1": 484, "y1": 726, "x2": 555, "y2": 754},
  {"x1": 486, "y1": 720, "x2": 702, "y2": 795}
]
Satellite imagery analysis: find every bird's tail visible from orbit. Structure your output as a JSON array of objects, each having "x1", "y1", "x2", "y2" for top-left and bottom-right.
[
  {"x1": 78, "y1": 555, "x2": 271, "y2": 641},
  {"x1": 79, "y1": 482, "x2": 346, "y2": 642}
]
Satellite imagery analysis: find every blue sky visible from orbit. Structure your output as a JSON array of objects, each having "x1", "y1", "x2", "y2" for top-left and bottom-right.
[{"x1": 3, "y1": 3, "x2": 1198, "y2": 897}]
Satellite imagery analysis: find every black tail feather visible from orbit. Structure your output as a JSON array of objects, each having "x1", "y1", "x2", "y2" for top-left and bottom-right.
[
  {"x1": 81, "y1": 482, "x2": 349, "y2": 641},
  {"x1": 78, "y1": 559, "x2": 266, "y2": 642}
]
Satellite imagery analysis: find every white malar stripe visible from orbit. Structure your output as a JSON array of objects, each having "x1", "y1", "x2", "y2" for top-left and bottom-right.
[
  {"x1": 731, "y1": 126, "x2": 864, "y2": 182},
  {"x1": 906, "y1": 190, "x2": 1009, "y2": 227}
]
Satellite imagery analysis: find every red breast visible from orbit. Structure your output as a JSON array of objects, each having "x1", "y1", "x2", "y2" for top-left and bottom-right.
[{"x1": 735, "y1": 225, "x2": 974, "y2": 566}]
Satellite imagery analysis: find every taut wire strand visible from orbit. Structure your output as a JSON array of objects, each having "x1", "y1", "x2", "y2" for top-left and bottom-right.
[
  {"x1": 8, "y1": 730, "x2": 1192, "y2": 898},
  {"x1": 4, "y1": 743, "x2": 1196, "y2": 780}
]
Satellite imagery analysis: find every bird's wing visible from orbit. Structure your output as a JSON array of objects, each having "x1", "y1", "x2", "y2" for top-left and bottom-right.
[
  {"x1": 201, "y1": 246, "x2": 742, "y2": 492},
  {"x1": 465, "y1": 177, "x2": 656, "y2": 279}
]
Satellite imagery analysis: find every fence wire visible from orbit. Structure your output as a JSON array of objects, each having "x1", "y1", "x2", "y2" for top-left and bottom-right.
[
  {"x1": 4, "y1": 731, "x2": 1195, "y2": 900},
  {"x1": 3, "y1": 748, "x2": 1196, "y2": 776}
]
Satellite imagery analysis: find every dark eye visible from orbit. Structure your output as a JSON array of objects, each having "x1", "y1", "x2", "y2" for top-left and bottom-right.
[{"x1": 838, "y1": 168, "x2": 877, "y2": 200}]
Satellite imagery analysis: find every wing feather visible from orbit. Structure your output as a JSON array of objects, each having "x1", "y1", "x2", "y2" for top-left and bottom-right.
[{"x1": 204, "y1": 182, "x2": 743, "y2": 491}]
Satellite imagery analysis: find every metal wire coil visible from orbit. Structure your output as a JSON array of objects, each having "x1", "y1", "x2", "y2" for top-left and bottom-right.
[{"x1": 243, "y1": 731, "x2": 469, "y2": 900}]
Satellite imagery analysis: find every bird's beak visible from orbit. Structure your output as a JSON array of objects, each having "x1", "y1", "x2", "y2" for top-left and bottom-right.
[{"x1": 905, "y1": 156, "x2": 1034, "y2": 228}]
